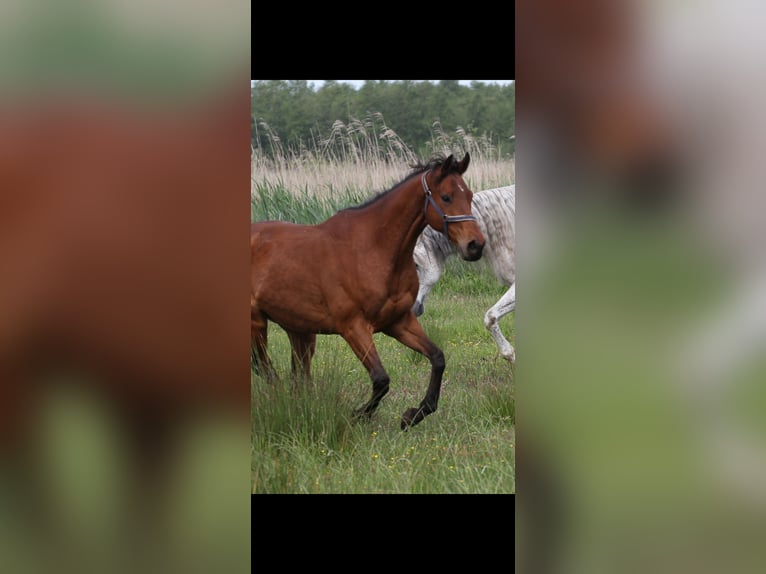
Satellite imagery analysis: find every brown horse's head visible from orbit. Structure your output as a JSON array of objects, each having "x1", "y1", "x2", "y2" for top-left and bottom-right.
[{"x1": 423, "y1": 153, "x2": 485, "y2": 261}]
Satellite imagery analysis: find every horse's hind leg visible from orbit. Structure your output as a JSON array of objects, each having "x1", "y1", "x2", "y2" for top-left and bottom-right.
[
  {"x1": 384, "y1": 313, "x2": 445, "y2": 429},
  {"x1": 286, "y1": 330, "x2": 316, "y2": 382},
  {"x1": 251, "y1": 311, "x2": 275, "y2": 378},
  {"x1": 485, "y1": 283, "x2": 516, "y2": 363}
]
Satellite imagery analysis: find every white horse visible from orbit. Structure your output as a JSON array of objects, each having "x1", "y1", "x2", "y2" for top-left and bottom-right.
[{"x1": 412, "y1": 185, "x2": 516, "y2": 362}]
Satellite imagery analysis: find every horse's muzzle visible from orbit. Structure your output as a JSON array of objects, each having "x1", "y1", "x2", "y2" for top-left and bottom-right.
[{"x1": 462, "y1": 239, "x2": 484, "y2": 261}]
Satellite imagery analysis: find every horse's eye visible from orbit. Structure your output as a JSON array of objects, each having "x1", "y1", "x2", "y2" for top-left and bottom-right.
[{"x1": 441, "y1": 195, "x2": 451, "y2": 203}]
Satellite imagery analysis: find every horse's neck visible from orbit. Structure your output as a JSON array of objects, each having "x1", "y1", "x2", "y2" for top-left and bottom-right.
[{"x1": 353, "y1": 177, "x2": 426, "y2": 262}]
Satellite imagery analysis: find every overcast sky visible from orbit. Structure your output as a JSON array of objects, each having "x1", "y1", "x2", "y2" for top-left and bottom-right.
[{"x1": 251, "y1": 80, "x2": 513, "y2": 89}]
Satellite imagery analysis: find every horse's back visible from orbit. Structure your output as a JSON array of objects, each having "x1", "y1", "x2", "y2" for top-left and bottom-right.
[
  {"x1": 472, "y1": 186, "x2": 515, "y2": 285},
  {"x1": 251, "y1": 220, "x2": 330, "y2": 263}
]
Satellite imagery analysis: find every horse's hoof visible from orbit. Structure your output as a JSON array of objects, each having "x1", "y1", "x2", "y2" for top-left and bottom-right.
[
  {"x1": 352, "y1": 407, "x2": 371, "y2": 421},
  {"x1": 400, "y1": 407, "x2": 420, "y2": 430}
]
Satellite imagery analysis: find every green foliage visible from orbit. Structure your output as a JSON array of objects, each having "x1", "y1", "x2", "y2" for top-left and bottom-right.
[
  {"x1": 251, "y1": 180, "x2": 367, "y2": 224},
  {"x1": 251, "y1": 80, "x2": 515, "y2": 160},
  {"x1": 3, "y1": 2, "x2": 246, "y2": 98},
  {"x1": 434, "y1": 257, "x2": 504, "y2": 298}
]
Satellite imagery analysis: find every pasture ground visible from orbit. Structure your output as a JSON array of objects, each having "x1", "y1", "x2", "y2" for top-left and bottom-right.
[{"x1": 251, "y1": 258, "x2": 515, "y2": 494}]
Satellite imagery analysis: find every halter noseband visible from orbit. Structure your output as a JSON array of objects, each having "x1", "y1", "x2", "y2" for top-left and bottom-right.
[{"x1": 421, "y1": 171, "x2": 476, "y2": 238}]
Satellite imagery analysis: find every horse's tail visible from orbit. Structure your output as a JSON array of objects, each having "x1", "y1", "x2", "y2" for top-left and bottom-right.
[{"x1": 251, "y1": 345, "x2": 258, "y2": 371}]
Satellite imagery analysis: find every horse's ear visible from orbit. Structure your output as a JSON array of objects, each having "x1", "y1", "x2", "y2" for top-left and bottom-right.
[
  {"x1": 456, "y1": 152, "x2": 470, "y2": 174},
  {"x1": 441, "y1": 154, "x2": 455, "y2": 174}
]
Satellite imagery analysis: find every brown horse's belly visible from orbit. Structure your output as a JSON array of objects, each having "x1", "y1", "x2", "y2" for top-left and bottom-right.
[
  {"x1": 256, "y1": 278, "x2": 340, "y2": 335},
  {"x1": 266, "y1": 304, "x2": 338, "y2": 335}
]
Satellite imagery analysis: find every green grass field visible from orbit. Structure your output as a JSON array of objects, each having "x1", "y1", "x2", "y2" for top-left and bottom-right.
[{"x1": 251, "y1": 177, "x2": 515, "y2": 494}]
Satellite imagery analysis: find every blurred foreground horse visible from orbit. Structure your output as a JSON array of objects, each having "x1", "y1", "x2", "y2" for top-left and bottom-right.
[
  {"x1": 0, "y1": 87, "x2": 250, "y2": 472},
  {"x1": 515, "y1": 1, "x2": 682, "y2": 572},
  {"x1": 413, "y1": 186, "x2": 516, "y2": 362},
  {"x1": 251, "y1": 154, "x2": 485, "y2": 429}
]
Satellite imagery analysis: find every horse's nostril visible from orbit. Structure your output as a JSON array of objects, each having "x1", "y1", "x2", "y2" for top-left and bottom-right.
[
  {"x1": 468, "y1": 240, "x2": 483, "y2": 253},
  {"x1": 464, "y1": 239, "x2": 484, "y2": 261}
]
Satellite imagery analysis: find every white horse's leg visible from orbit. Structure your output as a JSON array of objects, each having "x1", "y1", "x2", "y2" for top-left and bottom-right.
[
  {"x1": 412, "y1": 239, "x2": 445, "y2": 317},
  {"x1": 412, "y1": 281, "x2": 433, "y2": 317},
  {"x1": 484, "y1": 283, "x2": 516, "y2": 362}
]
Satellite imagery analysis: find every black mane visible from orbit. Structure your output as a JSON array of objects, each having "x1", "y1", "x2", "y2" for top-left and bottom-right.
[
  {"x1": 342, "y1": 154, "x2": 457, "y2": 212},
  {"x1": 407, "y1": 154, "x2": 452, "y2": 177}
]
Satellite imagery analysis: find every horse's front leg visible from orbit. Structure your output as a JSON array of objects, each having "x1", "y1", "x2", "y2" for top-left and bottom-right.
[
  {"x1": 340, "y1": 321, "x2": 390, "y2": 418},
  {"x1": 384, "y1": 313, "x2": 445, "y2": 429},
  {"x1": 485, "y1": 283, "x2": 516, "y2": 363}
]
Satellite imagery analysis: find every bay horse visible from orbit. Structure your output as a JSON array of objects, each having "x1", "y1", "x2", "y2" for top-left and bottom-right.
[
  {"x1": 251, "y1": 153, "x2": 485, "y2": 429},
  {"x1": 0, "y1": 85, "x2": 250, "y2": 500},
  {"x1": 413, "y1": 185, "x2": 515, "y2": 362}
]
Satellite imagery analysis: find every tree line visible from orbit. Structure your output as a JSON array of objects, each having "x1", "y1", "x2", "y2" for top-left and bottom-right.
[{"x1": 251, "y1": 80, "x2": 515, "y2": 160}]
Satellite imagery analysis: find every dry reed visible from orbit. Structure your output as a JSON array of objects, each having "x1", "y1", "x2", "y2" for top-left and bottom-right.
[{"x1": 252, "y1": 112, "x2": 514, "y2": 199}]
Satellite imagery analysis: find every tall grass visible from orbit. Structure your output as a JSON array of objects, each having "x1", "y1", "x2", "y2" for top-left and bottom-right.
[
  {"x1": 252, "y1": 112, "x2": 514, "y2": 203},
  {"x1": 251, "y1": 180, "x2": 366, "y2": 223},
  {"x1": 251, "y1": 267, "x2": 515, "y2": 494}
]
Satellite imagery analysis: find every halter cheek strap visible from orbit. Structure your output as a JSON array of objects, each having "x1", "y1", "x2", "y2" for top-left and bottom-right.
[{"x1": 421, "y1": 171, "x2": 476, "y2": 238}]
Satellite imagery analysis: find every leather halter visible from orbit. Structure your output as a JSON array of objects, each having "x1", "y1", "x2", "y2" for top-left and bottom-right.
[{"x1": 421, "y1": 171, "x2": 476, "y2": 238}]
